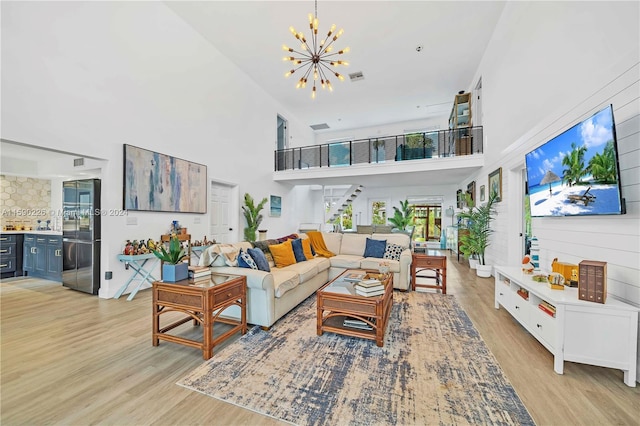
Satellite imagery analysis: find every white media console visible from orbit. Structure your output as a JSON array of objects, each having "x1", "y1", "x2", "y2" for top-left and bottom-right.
[{"x1": 494, "y1": 266, "x2": 638, "y2": 387}]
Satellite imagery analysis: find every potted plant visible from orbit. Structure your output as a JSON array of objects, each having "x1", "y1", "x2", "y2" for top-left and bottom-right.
[
  {"x1": 388, "y1": 199, "x2": 414, "y2": 231},
  {"x1": 458, "y1": 191, "x2": 498, "y2": 277},
  {"x1": 242, "y1": 193, "x2": 267, "y2": 242},
  {"x1": 151, "y1": 234, "x2": 188, "y2": 282}
]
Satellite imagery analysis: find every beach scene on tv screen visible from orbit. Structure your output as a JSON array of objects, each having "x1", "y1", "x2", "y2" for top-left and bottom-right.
[{"x1": 526, "y1": 106, "x2": 622, "y2": 217}]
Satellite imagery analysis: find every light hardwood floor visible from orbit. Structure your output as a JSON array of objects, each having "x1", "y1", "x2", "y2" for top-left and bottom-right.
[{"x1": 1, "y1": 252, "x2": 638, "y2": 425}]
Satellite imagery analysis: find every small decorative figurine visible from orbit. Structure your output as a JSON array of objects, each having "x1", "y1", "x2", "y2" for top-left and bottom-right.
[{"x1": 522, "y1": 255, "x2": 535, "y2": 274}]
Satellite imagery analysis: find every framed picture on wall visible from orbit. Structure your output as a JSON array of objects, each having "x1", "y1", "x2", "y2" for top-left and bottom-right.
[
  {"x1": 467, "y1": 181, "x2": 476, "y2": 205},
  {"x1": 480, "y1": 185, "x2": 486, "y2": 202},
  {"x1": 489, "y1": 167, "x2": 502, "y2": 202},
  {"x1": 270, "y1": 195, "x2": 282, "y2": 217},
  {"x1": 456, "y1": 189, "x2": 463, "y2": 209},
  {"x1": 123, "y1": 144, "x2": 207, "y2": 213}
]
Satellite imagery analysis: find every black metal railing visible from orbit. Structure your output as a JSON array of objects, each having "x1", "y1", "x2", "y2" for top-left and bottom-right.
[{"x1": 274, "y1": 126, "x2": 483, "y2": 171}]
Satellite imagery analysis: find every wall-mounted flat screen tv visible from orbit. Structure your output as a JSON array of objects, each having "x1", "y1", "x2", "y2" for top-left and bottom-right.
[{"x1": 525, "y1": 104, "x2": 625, "y2": 217}]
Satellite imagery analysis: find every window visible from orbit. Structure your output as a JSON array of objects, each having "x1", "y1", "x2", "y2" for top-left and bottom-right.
[{"x1": 371, "y1": 200, "x2": 387, "y2": 225}]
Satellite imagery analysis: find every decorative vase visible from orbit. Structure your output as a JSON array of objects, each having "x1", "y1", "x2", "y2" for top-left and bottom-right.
[
  {"x1": 163, "y1": 262, "x2": 188, "y2": 283},
  {"x1": 476, "y1": 264, "x2": 492, "y2": 278}
]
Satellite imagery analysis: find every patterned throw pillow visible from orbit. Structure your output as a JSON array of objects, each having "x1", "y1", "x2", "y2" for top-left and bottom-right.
[
  {"x1": 237, "y1": 249, "x2": 258, "y2": 269},
  {"x1": 383, "y1": 243, "x2": 405, "y2": 261},
  {"x1": 247, "y1": 247, "x2": 271, "y2": 272},
  {"x1": 363, "y1": 238, "x2": 387, "y2": 258}
]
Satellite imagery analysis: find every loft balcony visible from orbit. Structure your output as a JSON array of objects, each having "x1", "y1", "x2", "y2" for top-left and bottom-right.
[{"x1": 273, "y1": 126, "x2": 484, "y2": 187}]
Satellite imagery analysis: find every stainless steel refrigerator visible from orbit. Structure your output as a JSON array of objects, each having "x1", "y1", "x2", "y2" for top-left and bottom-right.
[{"x1": 62, "y1": 179, "x2": 101, "y2": 295}]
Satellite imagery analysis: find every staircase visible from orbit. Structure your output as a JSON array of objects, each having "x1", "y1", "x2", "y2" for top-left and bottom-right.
[{"x1": 325, "y1": 184, "x2": 364, "y2": 225}]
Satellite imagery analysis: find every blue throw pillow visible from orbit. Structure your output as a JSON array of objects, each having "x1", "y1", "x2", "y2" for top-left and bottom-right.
[
  {"x1": 248, "y1": 247, "x2": 271, "y2": 272},
  {"x1": 363, "y1": 238, "x2": 387, "y2": 258},
  {"x1": 237, "y1": 249, "x2": 258, "y2": 269},
  {"x1": 291, "y1": 238, "x2": 308, "y2": 263}
]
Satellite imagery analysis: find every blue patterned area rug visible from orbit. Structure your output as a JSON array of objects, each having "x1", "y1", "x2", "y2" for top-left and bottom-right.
[{"x1": 178, "y1": 292, "x2": 534, "y2": 425}]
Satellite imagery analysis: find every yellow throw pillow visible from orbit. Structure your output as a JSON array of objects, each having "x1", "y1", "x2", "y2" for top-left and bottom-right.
[
  {"x1": 269, "y1": 240, "x2": 297, "y2": 268},
  {"x1": 301, "y1": 238, "x2": 314, "y2": 260}
]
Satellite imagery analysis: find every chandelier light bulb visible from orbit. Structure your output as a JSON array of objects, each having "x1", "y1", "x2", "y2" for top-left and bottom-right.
[{"x1": 281, "y1": 1, "x2": 349, "y2": 99}]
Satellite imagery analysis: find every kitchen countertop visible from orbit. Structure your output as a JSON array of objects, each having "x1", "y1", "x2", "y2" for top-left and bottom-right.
[{"x1": 1, "y1": 230, "x2": 63, "y2": 235}]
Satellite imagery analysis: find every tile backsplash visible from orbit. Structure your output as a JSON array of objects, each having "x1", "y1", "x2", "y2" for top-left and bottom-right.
[{"x1": 0, "y1": 175, "x2": 51, "y2": 230}]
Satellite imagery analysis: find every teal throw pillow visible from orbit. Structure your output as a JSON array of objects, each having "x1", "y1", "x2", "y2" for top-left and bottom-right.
[
  {"x1": 363, "y1": 238, "x2": 386, "y2": 258},
  {"x1": 291, "y1": 238, "x2": 308, "y2": 262},
  {"x1": 248, "y1": 247, "x2": 271, "y2": 272}
]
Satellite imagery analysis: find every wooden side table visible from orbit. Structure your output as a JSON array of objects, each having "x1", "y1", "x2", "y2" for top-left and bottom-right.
[
  {"x1": 152, "y1": 273, "x2": 246, "y2": 359},
  {"x1": 411, "y1": 253, "x2": 447, "y2": 294}
]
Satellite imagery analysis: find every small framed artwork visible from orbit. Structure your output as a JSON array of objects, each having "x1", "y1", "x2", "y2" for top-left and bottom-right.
[
  {"x1": 456, "y1": 189, "x2": 463, "y2": 209},
  {"x1": 467, "y1": 181, "x2": 476, "y2": 206},
  {"x1": 480, "y1": 185, "x2": 486, "y2": 202},
  {"x1": 269, "y1": 195, "x2": 282, "y2": 217},
  {"x1": 489, "y1": 167, "x2": 502, "y2": 202}
]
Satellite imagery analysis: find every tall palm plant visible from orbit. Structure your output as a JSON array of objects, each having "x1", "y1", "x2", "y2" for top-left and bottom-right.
[
  {"x1": 388, "y1": 199, "x2": 414, "y2": 230},
  {"x1": 242, "y1": 193, "x2": 267, "y2": 242},
  {"x1": 458, "y1": 191, "x2": 498, "y2": 265}
]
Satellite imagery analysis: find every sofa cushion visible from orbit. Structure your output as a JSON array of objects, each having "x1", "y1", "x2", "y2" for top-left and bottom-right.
[
  {"x1": 291, "y1": 238, "x2": 308, "y2": 262},
  {"x1": 308, "y1": 256, "x2": 331, "y2": 272},
  {"x1": 247, "y1": 247, "x2": 270, "y2": 272},
  {"x1": 269, "y1": 240, "x2": 297, "y2": 268},
  {"x1": 279, "y1": 261, "x2": 318, "y2": 284},
  {"x1": 329, "y1": 254, "x2": 364, "y2": 269},
  {"x1": 372, "y1": 233, "x2": 410, "y2": 247},
  {"x1": 321, "y1": 232, "x2": 343, "y2": 254},
  {"x1": 361, "y1": 258, "x2": 401, "y2": 273},
  {"x1": 340, "y1": 233, "x2": 368, "y2": 256},
  {"x1": 271, "y1": 269, "x2": 300, "y2": 298},
  {"x1": 383, "y1": 243, "x2": 405, "y2": 261},
  {"x1": 363, "y1": 237, "x2": 386, "y2": 258},
  {"x1": 237, "y1": 249, "x2": 258, "y2": 269}
]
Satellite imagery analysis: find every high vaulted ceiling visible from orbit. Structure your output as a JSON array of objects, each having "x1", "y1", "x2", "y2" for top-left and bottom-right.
[{"x1": 166, "y1": 1, "x2": 506, "y2": 132}]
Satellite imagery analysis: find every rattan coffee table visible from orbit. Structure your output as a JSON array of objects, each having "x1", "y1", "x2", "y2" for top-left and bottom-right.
[{"x1": 316, "y1": 269, "x2": 393, "y2": 347}]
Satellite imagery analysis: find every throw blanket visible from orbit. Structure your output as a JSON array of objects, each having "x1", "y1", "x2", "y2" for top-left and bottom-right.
[
  {"x1": 198, "y1": 244, "x2": 240, "y2": 267},
  {"x1": 306, "y1": 231, "x2": 335, "y2": 258}
]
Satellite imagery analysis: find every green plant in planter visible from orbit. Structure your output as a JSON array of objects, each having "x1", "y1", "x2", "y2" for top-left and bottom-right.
[
  {"x1": 242, "y1": 193, "x2": 268, "y2": 242},
  {"x1": 388, "y1": 199, "x2": 414, "y2": 231},
  {"x1": 151, "y1": 235, "x2": 186, "y2": 264},
  {"x1": 457, "y1": 191, "x2": 498, "y2": 265}
]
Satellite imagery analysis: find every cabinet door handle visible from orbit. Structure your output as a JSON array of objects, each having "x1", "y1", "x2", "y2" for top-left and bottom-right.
[
  {"x1": 55, "y1": 249, "x2": 62, "y2": 257},
  {"x1": 515, "y1": 305, "x2": 520, "y2": 310},
  {"x1": 0, "y1": 249, "x2": 7, "y2": 254},
  {"x1": 0, "y1": 237, "x2": 7, "y2": 241},
  {"x1": 0, "y1": 263, "x2": 7, "y2": 268},
  {"x1": 31, "y1": 247, "x2": 37, "y2": 254},
  {"x1": 536, "y1": 324, "x2": 542, "y2": 328},
  {"x1": 499, "y1": 292, "x2": 503, "y2": 296}
]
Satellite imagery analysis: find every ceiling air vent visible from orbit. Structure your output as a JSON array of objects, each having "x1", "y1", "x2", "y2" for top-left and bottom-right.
[
  {"x1": 73, "y1": 158, "x2": 85, "y2": 167},
  {"x1": 349, "y1": 71, "x2": 364, "y2": 82},
  {"x1": 310, "y1": 123, "x2": 330, "y2": 130}
]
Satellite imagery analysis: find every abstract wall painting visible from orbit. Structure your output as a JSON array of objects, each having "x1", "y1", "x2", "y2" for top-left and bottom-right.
[{"x1": 123, "y1": 144, "x2": 207, "y2": 213}]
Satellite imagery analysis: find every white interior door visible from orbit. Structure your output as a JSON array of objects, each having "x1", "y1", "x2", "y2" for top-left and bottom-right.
[{"x1": 209, "y1": 181, "x2": 232, "y2": 243}]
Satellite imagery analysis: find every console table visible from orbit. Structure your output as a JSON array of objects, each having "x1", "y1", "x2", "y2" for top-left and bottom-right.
[
  {"x1": 114, "y1": 253, "x2": 159, "y2": 301},
  {"x1": 494, "y1": 266, "x2": 638, "y2": 387}
]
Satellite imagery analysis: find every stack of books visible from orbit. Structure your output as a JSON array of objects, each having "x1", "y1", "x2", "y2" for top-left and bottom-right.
[
  {"x1": 354, "y1": 279, "x2": 384, "y2": 297},
  {"x1": 188, "y1": 265, "x2": 210, "y2": 280},
  {"x1": 343, "y1": 318, "x2": 374, "y2": 330},
  {"x1": 538, "y1": 301, "x2": 557, "y2": 317}
]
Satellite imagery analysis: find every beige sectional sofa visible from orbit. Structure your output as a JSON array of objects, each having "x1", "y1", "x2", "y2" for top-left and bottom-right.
[{"x1": 198, "y1": 232, "x2": 412, "y2": 328}]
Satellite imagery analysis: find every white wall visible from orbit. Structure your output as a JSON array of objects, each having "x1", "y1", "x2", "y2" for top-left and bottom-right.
[{"x1": 1, "y1": 1, "x2": 311, "y2": 298}]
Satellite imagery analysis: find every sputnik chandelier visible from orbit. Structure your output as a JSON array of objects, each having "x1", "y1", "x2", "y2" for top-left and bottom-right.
[{"x1": 282, "y1": 0, "x2": 349, "y2": 99}]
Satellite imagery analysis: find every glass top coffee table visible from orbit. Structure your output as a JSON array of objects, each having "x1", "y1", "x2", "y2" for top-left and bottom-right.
[{"x1": 316, "y1": 269, "x2": 393, "y2": 347}]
